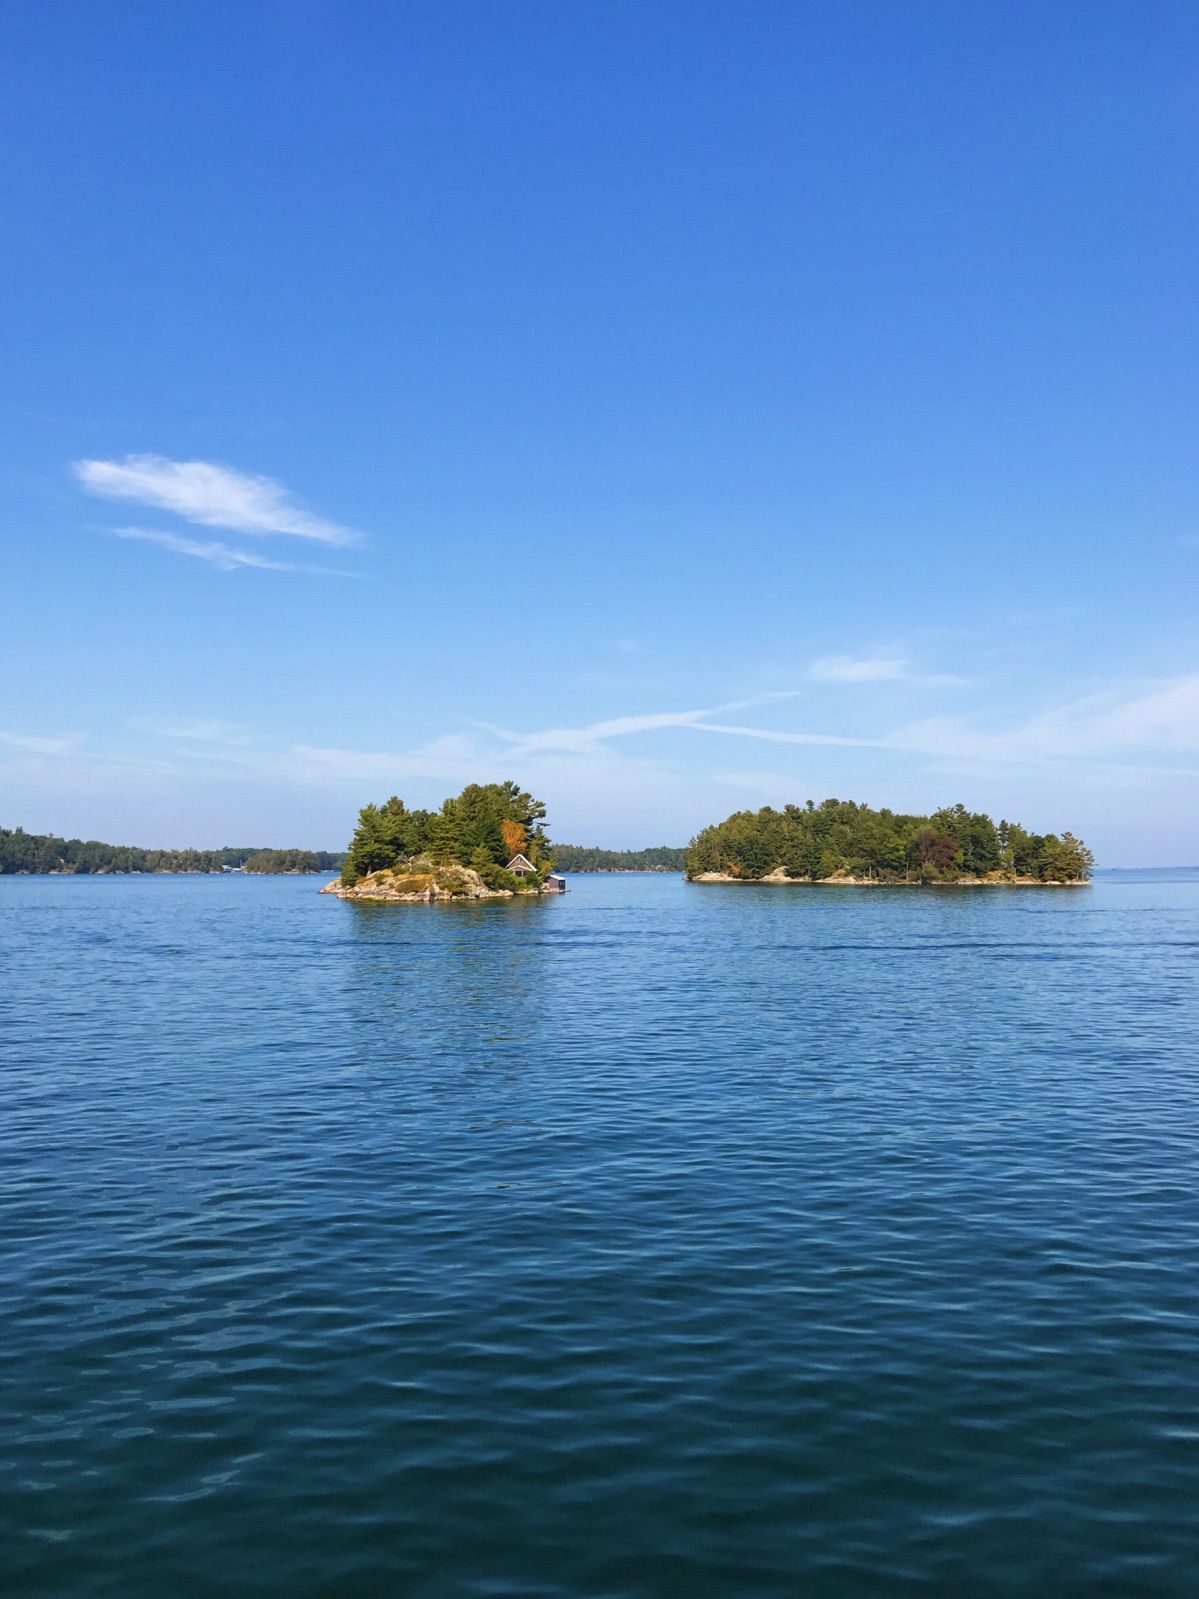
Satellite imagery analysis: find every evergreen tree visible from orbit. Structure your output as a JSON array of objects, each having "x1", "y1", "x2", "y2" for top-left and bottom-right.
[
  {"x1": 429, "y1": 801, "x2": 465, "y2": 864},
  {"x1": 378, "y1": 796, "x2": 414, "y2": 859},
  {"x1": 1037, "y1": 832, "x2": 1095, "y2": 881},
  {"x1": 342, "y1": 803, "x2": 396, "y2": 883}
]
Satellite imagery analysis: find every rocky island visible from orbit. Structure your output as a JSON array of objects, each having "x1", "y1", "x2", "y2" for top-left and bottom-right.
[
  {"x1": 686, "y1": 799, "x2": 1093, "y2": 885},
  {"x1": 323, "y1": 853, "x2": 552, "y2": 902},
  {"x1": 327, "y1": 781, "x2": 564, "y2": 903}
]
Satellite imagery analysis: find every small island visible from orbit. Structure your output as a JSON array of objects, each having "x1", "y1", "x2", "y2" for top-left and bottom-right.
[
  {"x1": 686, "y1": 800, "x2": 1093, "y2": 885},
  {"x1": 324, "y1": 781, "x2": 566, "y2": 902}
]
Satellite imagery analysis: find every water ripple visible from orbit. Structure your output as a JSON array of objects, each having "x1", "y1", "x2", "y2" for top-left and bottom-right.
[{"x1": 1, "y1": 872, "x2": 1198, "y2": 1596}]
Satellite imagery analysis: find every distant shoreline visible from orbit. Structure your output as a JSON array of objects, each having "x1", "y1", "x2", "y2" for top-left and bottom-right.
[
  {"x1": 564, "y1": 867, "x2": 681, "y2": 875},
  {"x1": 1, "y1": 829, "x2": 345, "y2": 877},
  {"x1": 6, "y1": 867, "x2": 331, "y2": 877}
]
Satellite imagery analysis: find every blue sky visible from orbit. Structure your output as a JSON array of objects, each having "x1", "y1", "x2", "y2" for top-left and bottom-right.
[{"x1": 2, "y1": 1, "x2": 1197, "y2": 863}]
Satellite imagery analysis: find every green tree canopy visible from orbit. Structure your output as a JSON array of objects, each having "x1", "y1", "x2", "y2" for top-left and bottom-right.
[
  {"x1": 684, "y1": 799, "x2": 1093, "y2": 884},
  {"x1": 340, "y1": 782, "x2": 553, "y2": 885},
  {"x1": 545, "y1": 844, "x2": 685, "y2": 872},
  {"x1": 0, "y1": 828, "x2": 344, "y2": 876}
]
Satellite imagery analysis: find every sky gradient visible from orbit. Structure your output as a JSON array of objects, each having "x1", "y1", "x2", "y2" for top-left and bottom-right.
[{"x1": 2, "y1": 1, "x2": 1197, "y2": 863}]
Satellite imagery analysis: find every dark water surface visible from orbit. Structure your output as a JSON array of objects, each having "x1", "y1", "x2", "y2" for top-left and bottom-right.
[{"x1": 2, "y1": 870, "x2": 1197, "y2": 1597}]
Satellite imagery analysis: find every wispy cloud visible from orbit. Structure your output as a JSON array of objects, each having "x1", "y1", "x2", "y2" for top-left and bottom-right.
[
  {"x1": 0, "y1": 730, "x2": 84, "y2": 755},
  {"x1": 110, "y1": 527, "x2": 353, "y2": 576},
  {"x1": 890, "y1": 676, "x2": 1199, "y2": 765},
  {"x1": 694, "y1": 722, "x2": 886, "y2": 749},
  {"x1": 809, "y1": 654, "x2": 968, "y2": 687},
  {"x1": 129, "y1": 715, "x2": 251, "y2": 744},
  {"x1": 712, "y1": 769, "x2": 806, "y2": 795},
  {"x1": 113, "y1": 527, "x2": 293, "y2": 571},
  {"x1": 19, "y1": 675, "x2": 1194, "y2": 849},
  {"x1": 416, "y1": 733, "x2": 476, "y2": 760},
  {"x1": 75, "y1": 454, "x2": 358, "y2": 546},
  {"x1": 482, "y1": 676, "x2": 1199, "y2": 779},
  {"x1": 287, "y1": 743, "x2": 483, "y2": 784},
  {"x1": 484, "y1": 707, "x2": 720, "y2": 757},
  {"x1": 481, "y1": 692, "x2": 806, "y2": 758},
  {"x1": 809, "y1": 654, "x2": 907, "y2": 683}
]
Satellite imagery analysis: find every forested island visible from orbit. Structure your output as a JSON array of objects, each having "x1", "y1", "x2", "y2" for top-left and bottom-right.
[
  {"x1": 242, "y1": 849, "x2": 345, "y2": 874},
  {"x1": 329, "y1": 781, "x2": 559, "y2": 901},
  {"x1": 548, "y1": 844, "x2": 685, "y2": 872},
  {"x1": 686, "y1": 800, "x2": 1093, "y2": 884},
  {"x1": 0, "y1": 827, "x2": 343, "y2": 875},
  {"x1": 4, "y1": 796, "x2": 1093, "y2": 889}
]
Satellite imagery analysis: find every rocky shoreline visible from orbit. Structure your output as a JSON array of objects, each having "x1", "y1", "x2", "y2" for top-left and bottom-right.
[
  {"x1": 689, "y1": 870, "x2": 1089, "y2": 887},
  {"x1": 322, "y1": 864, "x2": 538, "y2": 902}
]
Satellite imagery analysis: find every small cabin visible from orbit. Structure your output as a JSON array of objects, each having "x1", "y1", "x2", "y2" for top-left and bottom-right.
[{"x1": 505, "y1": 855, "x2": 567, "y2": 893}]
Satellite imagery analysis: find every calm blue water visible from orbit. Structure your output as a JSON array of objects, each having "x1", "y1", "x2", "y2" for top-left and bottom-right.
[{"x1": 2, "y1": 870, "x2": 1197, "y2": 1597}]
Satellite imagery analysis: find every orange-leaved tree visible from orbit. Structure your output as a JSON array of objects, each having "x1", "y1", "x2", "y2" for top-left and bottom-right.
[{"x1": 500, "y1": 818, "x2": 527, "y2": 861}]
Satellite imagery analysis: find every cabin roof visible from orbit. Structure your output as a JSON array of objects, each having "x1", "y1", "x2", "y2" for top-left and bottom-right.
[{"x1": 506, "y1": 853, "x2": 536, "y2": 872}]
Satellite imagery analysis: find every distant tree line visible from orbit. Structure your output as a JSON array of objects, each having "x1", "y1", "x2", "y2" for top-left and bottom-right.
[
  {"x1": 243, "y1": 850, "x2": 343, "y2": 874},
  {"x1": 686, "y1": 800, "x2": 1094, "y2": 883},
  {"x1": 0, "y1": 827, "x2": 343, "y2": 875},
  {"x1": 342, "y1": 781, "x2": 552, "y2": 890},
  {"x1": 548, "y1": 844, "x2": 685, "y2": 872}
]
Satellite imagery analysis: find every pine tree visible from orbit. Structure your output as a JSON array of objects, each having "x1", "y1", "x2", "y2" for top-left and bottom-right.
[
  {"x1": 468, "y1": 843, "x2": 499, "y2": 885},
  {"x1": 429, "y1": 802, "x2": 465, "y2": 864},
  {"x1": 378, "y1": 796, "x2": 412, "y2": 860},
  {"x1": 342, "y1": 803, "x2": 397, "y2": 883}
]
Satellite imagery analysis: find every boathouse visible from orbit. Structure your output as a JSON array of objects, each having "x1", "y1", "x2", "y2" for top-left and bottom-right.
[{"x1": 505, "y1": 854, "x2": 567, "y2": 893}]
